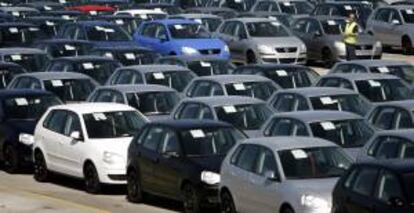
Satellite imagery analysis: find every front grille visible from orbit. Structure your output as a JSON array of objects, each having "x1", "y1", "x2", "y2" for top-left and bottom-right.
[
  {"x1": 262, "y1": 58, "x2": 297, "y2": 64},
  {"x1": 275, "y1": 47, "x2": 297, "y2": 53},
  {"x1": 199, "y1": 49, "x2": 221, "y2": 55},
  {"x1": 108, "y1": 174, "x2": 126, "y2": 181},
  {"x1": 356, "y1": 45, "x2": 373, "y2": 50}
]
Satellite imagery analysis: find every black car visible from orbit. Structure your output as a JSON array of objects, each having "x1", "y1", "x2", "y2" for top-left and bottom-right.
[
  {"x1": 93, "y1": 14, "x2": 144, "y2": 34},
  {"x1": 0, "y1": 22, "x2": 44, "y2": 47},
  {"x1": 34, "y1": 39, "x2": 94, "y2": 58},
  {"x1": 43, "y1": 10, "x2": 83, "y2": 21},
  {"x1": 26, "y1": 16, "x2": 71, "y2": 39},
  {"x1": 157, "y1": 56, "x2": 234, "y2": 76},
  {"x1": 0, "y1": 62, "x2": 26, "y2": 89},
  {"x1": 126, "y1": 119, "x2": 247, "y2": 212},
  {"x1": 89, "y1": 46, "x2": 159, "y2": 66},
  {"x1": 332, "y1": 160, "x2": 414, "y2": 213},
  {"x1": 0, "y1": 90, "x2": 62, "y2": 173}
]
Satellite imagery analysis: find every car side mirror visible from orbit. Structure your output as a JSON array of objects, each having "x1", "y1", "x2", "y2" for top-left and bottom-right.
[
  {"x1": 264, "y1": 171, "x2": 279, "y2": 182},
  {"x1": 388, "y1": 197, "x2": 405, "y2": 208},
  {"x1": 314, "y1": 30, "x2": 322, "y2": 37},
  {"x1": 70, "y1": 131, "x2": 82, "y2": 141},
  {"x1": 392, "y1": 19, "x2": 401, "y2": 25}
]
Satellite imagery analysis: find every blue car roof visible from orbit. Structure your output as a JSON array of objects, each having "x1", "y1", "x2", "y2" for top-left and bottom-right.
[
  {"x1": 0, "y1": 89, "x2": 53, "y2": 99},
  {"x1": 150, "y1": 19, "x2": 198, "y2": 25},
  {"x1": 147, "y1": 119, "x2": 233, "y2": 130}
]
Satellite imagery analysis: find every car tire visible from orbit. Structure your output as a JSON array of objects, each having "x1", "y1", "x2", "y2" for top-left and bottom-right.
[
  {"x1": 246, "y1": 51, "x2": 256, "y2": 64},
  {"x1": 221, "y1": 190, "x2": 236, "y2": 213},
  {"x1": 322, "y1": 48, "x2": 334, "y2": 68},
  {"x1": 127, "y1": 169, "x2": 144, "y2": 203},
  {"x1": 84, "y1": 163, "x2": 101, "y2": 194},
  {"x1": 33, "y1": 151, "x2": 49, "y2": 182},
  {"x1": 282, "y1": 206, "x2": 295, "y2": 213},
  {"x1": 402, "y1": 36, "x2": 413, "y2": 55},
  {"x1": 3, "y1": 145, "x2": 19, "y2": 173},
  {"x1": 182, "y1": 184, "x2": 201, "y2": 213}
]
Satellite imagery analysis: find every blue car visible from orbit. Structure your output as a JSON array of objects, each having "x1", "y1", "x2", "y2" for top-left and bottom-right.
[
  {"x1": 0, "y1": 90, "x2": 62, "y2": 173},
  {"x1": 133, "y1": 19, "x2": 230, "y2": 60}
]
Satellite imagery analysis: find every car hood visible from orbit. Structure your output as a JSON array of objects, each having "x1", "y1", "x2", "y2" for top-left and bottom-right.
[
  {"x1": 327, "y1": 34, "x2": 377, "y2": 45},
  {"x1": 89, "y1": 137, "x2": 133, "y2": 156},
  {"x1": 146, "y1": 114, "x2": 171, "y2": 121},
  {"x1": 251, "y1": 37, "x2": 304, "y2": 47},
  {"x1": 287, "y1": 178, "x2": 338, "y2": 203},
  {"x1": 187, "y1": 155, "x2": 225, "y2": 173},
  {"x1": 5, "y1": 119, "x2": 37, "y2": 135},
  {"x1": 172, "y1": 38, "x2": 226, "y2": 50}
]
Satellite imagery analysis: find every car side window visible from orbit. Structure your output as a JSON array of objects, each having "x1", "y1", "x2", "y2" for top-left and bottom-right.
[
  {"x1": 211, "y1": 83, "x2": 224, "y2": 95},
  {"x1": 190, "y1": 81, "x2": 212, "y2": 97},
  {"x1": 334, "y1": 64, "x2": 367, "y2": 73},
  {"x1": 235, "y1": 22, "x2": 247, "y2": 39},
  {"x1": 234, "y1": 144, "x2": 260, "y2": 172},
  {"x1": 267, "y1": 118, "x2": 294, "y2": 136},
  {"x1": 141, "y1": 23, "x2": 158, "y2": 38},
  {"x1": 255, "y1": 147, "x2": 278, "y2": 177},
  {"x1": 62, "y1": 25, "x2": 77, "y2": 39},
  {"x1": 307, "y1": 20, "x2": 321, "y2": 34},
  {"x1": 272, "y1": 94, "x2": 295, "y2": 112},
  {"x1": 12, "y1": 77, "x2": 41, "y2": 89},
  {"x1": 375, "y1": 9, "x2": 391, "y2": 22},
  {"x1": 43, "y1": 110, "x2": 68, "y2": 134},
  {"x1": 48, "y1": 61, "x2": 67, "y2": 71},
  {"x1": 155, "y1": 24, "x2": 168, "y2": 40},
  {"x1": 371, "y1": 107, "x2": 397, "y2": 130},
  {"x1": 390, "y1": 9, "x2": 402, "y2": 23},
  {"x1": 176, "y1": 103, "x2": 200, "y2": 119},
  {"x1": 318, "y1": 78, "x2": 340, "y2": 87},
  {"x1": 221, "y1": 21, "x2": 237, "y2": 36},
  {"x1": 292, "y1": 19, "x2": 308, "y2": 33},
  {"x1": 375, "y1": 171, "x2": 404, "y2": 203},
  {"x1": 369, "y1": 136, "x2": 414, "y2": 159},
  {"x1": 199, "y1": 105, "x2": 214, "y2": 119},
  {"x1": 95, "y1": 90, "x2": 124, "y2": 103},
  {"x1": 75, "y1": 27, "x2": 87, "y2": 40},
  {"x1": 254, "y1": 1, "x2": 271, "y2": 11},
  {"x1": 159, "y1": 128, "x2": 180, "y2": 154},
  {"x1": 142, "y1": 127, "x2": 164, "y2": 151},
  {"x1": 350, "y1": 167, "x2": 379, "y2": 196},
  {"x1": 63, "y1": 112, "x2": 82, "y2": 137},
  {"x1": 115, "y1": 70, "x2": 143, "y2": 85},
  {"x1": 395, "y1": 109, "x2": 414, "y2": 129}
]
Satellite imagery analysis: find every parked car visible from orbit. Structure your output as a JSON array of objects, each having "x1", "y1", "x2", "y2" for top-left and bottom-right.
[
  {"x1": 106, "y1": 65, "x2": 196, "y2": 93},
  {"x1": 88, "y1": 84, "x2": 180, "y2": 120},
  {"x1": 89, "y1": 46, "x2": 159, "y2": 66},
  {"x1": 316, "y1": 73, "x2": 413, "y2": 102},
  {"x1": 261, "y1": 110, "x2": 375, "y2": 157},
  {"x1": 0, "y1": 62, "x2": 26, "y2": 89},
  {"x1": 169, "y1": 13, "x2": 223, "y2": 32},
  {"x1": 93, "y1": 15, "x2": 144, "y2": 34},
  {"x1": 220, "y1": 136, "x2": 352, "y2": 213},
  {"x1": 126, "y1": 119, "x2": 247, "y2": 212},
  {"x1": 0, "y1": 7, "x2": 40, "y2": 19},
  {"x1": 33, "y1": 103, "x2": 148, "y2": 193},
  {"x1": 332, "y1": 160, "x2": 414, "y2": 213},
  {"x1": 237, "y1": 12, "x2": 294, "y2": 27},
  {"x1": 184, "y1": 74, "x2": 280, "y2": 101},
  {"x1": 26, "y1": 16, "x2": 70, "y2": 39},
  {"x1": 215, "y1": 17, "x2": 307, "y2": 65},
  {"x1": 311, "y1": 2, "x2": 373, "y2": 27},
  {"x1": 185, "y1": 6, "x2": 238, "y2": 19},
  {"x1": 0, "y1": 90, "x2": 62, "y2": 173},
  {"x1": 17, "y1": 1, "x2": 65, "y2": 12},
  {"x1": 366, "y1": 5, "x2": 414, "y2": 55},
  {"x1": 114, "y1": 9, "x2": 168, "y2": 20},
  {"x1": 0, "y1": 48, "x2": 50, "y2": 72},
  {"x1": 157, "y1": 56, "x2": 235, "y2": 76},
  {"x1": 268, "y1": 87, "x2": 373, "y2": 116},
  {"x1": 133, "y1": 19, "x2": 230, "y2": 59},
  {"x1": 366, "y1": 100, "x2": 414, "y2": 130},
  {"x1": 8, "y1": 72, "x2": 98, "y2": 103},
  {"x1": 249, "y1": 0, "x2": 314, "y2": 17},
  {"x1": 291, "y1": 16, "x2": 382, "y2": 67},
  {"x1": 34, "y1": 39, "x2": 94, "y2": 58},
  {"x1": 0, "y1": 22, "x2": 44, "y2": 47},
  {"x1": 233, "y1": 64, "x2": 319, "y2": 88},
  {"x1": 133, "y1": 3, "x2": 184, "y2": 15},
  {"x1": 45, "y1": 56, "x2": 122, "y2": 85},
  {"x1": 172, "y1": 96, "x2": 273, "y2": 137}
]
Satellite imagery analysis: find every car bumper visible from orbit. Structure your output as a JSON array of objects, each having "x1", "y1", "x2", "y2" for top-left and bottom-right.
[
  {"x1": 258, "y1": 53, "x2": 307, "y2": 65},
  {"x1": 196, "y1": 183, "x2": 220, "y2": 207},
  {"x1": 336, "y1": 46, "x2": 382, "y2": 61},
  {"x1": 99, "y1": 166, "x2": 127, "y2": 184}
]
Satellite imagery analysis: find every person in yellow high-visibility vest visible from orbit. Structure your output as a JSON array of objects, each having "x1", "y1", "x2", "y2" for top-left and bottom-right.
[{"x1": 344, "y1": 13, "x2": 359, "y2": 61}]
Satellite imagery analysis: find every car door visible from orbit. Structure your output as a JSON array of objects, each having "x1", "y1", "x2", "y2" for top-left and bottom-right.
[
  {"x1": 217, "y1": 21, "x2": 238, "y2": 61},
  {"x1": 232, "y1": 21, "x2": 249, "y2": 62},
  {"x1": 370, "y1": 9, "x2": 392, "y2": 45},
  {"x1": 387, "y1": 9, "x2": 404, "y2": 46},
  {"x1": 307, "y1": 19, "x2": 325, "y2": 59}
]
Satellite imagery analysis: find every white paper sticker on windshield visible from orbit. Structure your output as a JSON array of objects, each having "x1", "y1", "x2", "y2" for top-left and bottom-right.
[
  {"x1": 291, "y1": 149, "x2": 308, "y2": 159},
  {"x1": 59, "y1": 0, "x2": 66, "y2": 3},
  {"x1": 11, "y1": 11, "x2": 20, "y2": 16},
  {"x1": 223, "y1": 105, "x2": 237, "y2": 113},
  {"x1": 377, "y1": 67, "x2": 389, "y2": 73},
  {"x1": 235, "y1": 0, "x2": 241, "y2": 2},
  {"x1": 233, "y1": 83, "x2": 246, "y2": 90},
  {"x1": 82, "y1": 62, "x2": 94, "y2": 70},
  {"x1": 200, "y1": 61, "x2": 211, "y2": 67},
  {"x1": 320, "y1": 121, "x2": 336, "y2": 130},
  {"x1": 194, "y1": 18, "x2": 202, "y2": 24},
  {"x1": 89, "y1": 11, "x2": 97, "y2": 15},
  {"x1": 327, "y1": 20, "x2": 336, "y2": 25},
  {"x1": 115, "y1": 19, "x2": 124, "y2": 25},
  {"x1": 368, "y1": 80, "x2": 381, "y2": 87},
  {"x1": 139, "y1": 14, "x2": 148, "y2": 19},
  {"x1": 283, "y1": 2, "x2": 292, "y2": 6},
  {"x1": 104, "y1": 52, "x2": 113, "y2": 58},
  {"x1": 190, "y1": 129, "x2": 205, "y2": 138},
  {"x1": 93, "y1": 112, "x2": 107, "y2": 121},
  {"x1": 9, "y1": 27, "x2": 18, "y2": 33},
  {"x1": 11, "y1": 55, "x2": 22, "y2": 61},
  {"x1": 125, "y1": 53, "x2": 136, "y2": 60},
  {"x1": 44, "y1": 6, "x2": 52, "y2": 10},
  {"x1": 344, "y1": 5, "x2": 352, "y2": 10},
  {"x1": 62, "y1": 15, "x2": 70, "y2": 20},
  {"x1": 51, "y1": 80, "x2": 63, "y2": 87},
  {"x1": 29, "y1": 27, "x2": 39, "y2": 31},
  {"x1": 45, "y1": 21, "x2": 55, "y2": 26},
  {"x1": 64, "y1": 44, "x2": 76, "y2": 51},
  {"x1": 271, "y1": 22, "x2": 281, "y2": 26},
  {"x1": 406, "y1": 9, "x2": 414, "y2": 14},
  {"x1": 15, "y1": 98, "x2": 28, "y2": 106},
  {"x1": 268, "y1": 16, "x2": 277, "y2": 20},
  {"x1": 174, "y1": 24, "x2": 184, "y2": 30},
  {"x1": 320, "y1": 97, "x2": 335, "y2": 105},
  {"x1": 153, "y1": 72, "x2": 165, "y2": 79},
  {"x1": 275, "y1": 70, "x2": 288, "y2": 76}
]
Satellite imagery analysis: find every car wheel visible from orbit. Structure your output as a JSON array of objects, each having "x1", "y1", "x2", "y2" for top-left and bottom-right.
[
  {"x1": 402, "y1": 37, "x2": 413, "y2": 55},
  {"x1": 322, "y1": 48, "x2": 334, "y2": 68},
  {"x1": 127, "y1": 169, "x2": 144, "y2": 203},
  {"x1": 246, "y1": 51, "x2": 256, "y2": 64},
  {"x1": 221, "y1": 190, "x2": 236, "y2": 213},
  {"x1": 3, "y1": 145, "x2": 19, "y2": 173},
  {"x1": 33, "y1": 151, "x2": 49, "y2": 182},
  {"x1": 84, "y1": 163, "x2": 101, "y2": 194},
  {"x1": 282, "y1": 206, "x2": 295, "y2": 213},
  {"x1": 182, "y1": 184, "x2": 201, "y2": 213}
]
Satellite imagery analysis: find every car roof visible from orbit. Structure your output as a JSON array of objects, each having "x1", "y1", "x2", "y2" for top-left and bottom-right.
[
  {"x1": 384, "y1": 5, "x2": 414, "y2": 9},
  {"x1": 318, "y1": 1, "x2": 368, "y2": 5},
  {"x1": 173, "y1": 13, "x2": 220, "y2": 19},
  {"x1": 117, "y1": 9, "x2": 166, "y2": 14},
  {"x1": 272, "y1": 110, "x2": 362, "y2": 123},
  {"x1": 95, "y1": 84, "x2": 176, "y2": 93},
  {"x1": 148, "y1": 119, "x2": 233, "y2": 130},
  {"x1": 0, "y1": 6, "x2": 39, "y2": 12},
  {"x1": 16, "y1": 72, "x2": 92, "y2": 80},
  {"x1": 0, "y1": 61, "x2": 24, "y2": 68},
  {"x1": 355, "y1": 159, "x2": 414, "y2": 173},
  {"x1": 38, "y1": 39, "x2": 92, "y2": 44},
  {"x1": 73, "y1": 21, "x2": 118, "y2": 27},
  {"x1": 0, "y1": 48, "x2": 46, "y2": 55},
  {"x1": 181, "y1": 96, "x2": 265, "y2": 107},
  {"x1": 242, "y1": 136, "x2": 337, "y2": 151},
  {"x1": 159, "y1": 55, "x2": 229, "y2": 62},
  {"x1": 49, "y1": 103, "x2": 136, "y2": 114},
  {"x1": 92, "y1": 46, "x2": 151, "y2": 51},
  {"x1": 278, "y1": 87, "x2": 357, "y2": 97},
  {"x1": 0, "y1": 89, "x2": 53, "y2": 98},
  {"x1": 118, "y1": 64, "x2": 190, "y2": 73},
  {"x1": 227, "y1": 17, "x2": 279, "y2": 23},
  {"x1": 323, "y1": 73, "x2": 400, "y2": 81},
  {"x1": 197, "y1": 74, "x2": 272, "y2": 83},
  {"x1": 240, "y1": 63, "x2": 311, "y2": 70},
  {"x1": 52, "y1": 56, "x2": 117, "y2": 62},
  {"x1": 307, "y1": 15, "x2": 346, "y2": 21},
  {"x1": 0, "y1": 22, "x2": 37, "y2": 27},
  {"x1": 150, "y1": 18, "x2": 199, "y2": 25},
  {"x1": 335, "y1": 59, "x2": 410, "y2": 67},
  {"x1": 372, "y1": 100, "x2": 414, "y2": 110}
]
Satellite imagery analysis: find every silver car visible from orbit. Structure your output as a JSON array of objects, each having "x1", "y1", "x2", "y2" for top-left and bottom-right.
[
  {"x1": 366, "y1": 5, "x2": 414, "y2": 54},
  {"x1": 366, "y1": 100, "x2": 414, "y2": 130},
  {"x1": 220, "y1": 136, "x2": 353, "y2": 213},
  {"x1": 215, "y1": 17, "x2": 307, "y2": 65},
  {"x1": 249, "y1": 0, "x2": 314, "y2": 17},
  {"x1": 291, "y1": 16, "x2": 382, "y2": 67}
]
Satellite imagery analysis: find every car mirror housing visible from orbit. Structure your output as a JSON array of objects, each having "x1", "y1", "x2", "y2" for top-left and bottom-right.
[
  {"x1": 388, "y1": 197, "x2": 405, "y2": 208},
  {"x1": 70, "y1": 131, "x2": 82, "y2": 141},
  {"x1": 264, "y1": 171, "x2": 279, "y2": 182}
]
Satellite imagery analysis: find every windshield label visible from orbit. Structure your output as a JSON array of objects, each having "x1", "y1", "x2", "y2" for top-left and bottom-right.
[
  {"x1": 283, "y1": 2, "x2": 292, "y2": 6},
  {"x1": 125, "y1": 53, "x2": 136, "y2": 60},
  {"x1": 233, "y1": 83, "x2": 246, "y2": 90},
  {"x1": 271, "y1": 22, "x2": 281, "y2": 26},
  {"x1": 64, "y1": 44, "x2": 75, "y2": 50},
  {"x1": 62, "y1": 15, "x2": 70, "y2": 20},
  {"x1": 44, "y1": 6, "x2": 52, "y2": 10},
  {"x1": 59, "y1": 0, "x2": 66, "y2": 3},
  {"x1": 320, "y1": 121, "x2": 336, "y2": 130},
  {"x1": 11, "y1": 11, "x2": 20, "y2": 16},
  {"x1": 15, "y1": 98, "x2": 28, "y2": 106},
  {"x1": 190, "y1": 129, "x2": 205, "y2": 138},
  {"x1": 153, "y1": 72, "x2": 165, "y2": 79},
  {"x1": 327, "y1": 20, "x2": 337, "y2": 25},
  {"x1": 104, "y1": 52, "x2": 113, "y2": 58},
  {"x1": 377, "y1": 67, "x2": 389, "y2": 73},
  {"x1": 95, "y1": 26, "x2": 115, "y2": 33},
  {"x1": 275, "y1": 70, "x2": 288, "y2": 76},
  {"x1": 93, "y1": 113, "x2": 107, "y2": 121},
  {"x1": 89, "y1": 11, "x2": 97, "y2": 15},
  {"x1": 51, "y1": 80, "x2": 63, "y2": 87},
  {"x1": 82, "y1": 63, "x2": 94, "y2": 70},
  {"x1": 11, "y1": 55, "x2": 22, "y2": 61},
  {"x1": 29, "y1": 27, "x2": 39, "y2": 32},
  {"x1": 115, "y1": 19, "x2": 124, "y2": 25},
  {"x1": 174, "y1": 24, "x2": 184, "y2": 30},
  {"x1": 320, "y1": 97, "x2": 337, "y2": 105},
  {"x1": 140, "y1": 14, "x2": 148, "y2": 19},
  {"x1": 223, "y1": 105, "x2": 237, "y2": 113},
  {"x1": 368, "y1": 80, "x2": 381, "y2": 87},
  {"x1": 194, "y1": 19, "x2": 203, "y2": 24},
  {"x1": 46, "y1": 21, "x2": 55, "y2": 26},
  {"x1": 9, "y1": 27, "x2": 18, "y2": 33},
  {"x1": 344, "y1": 5, "x2": 352, "y2": 10},
  {"x1": 291, "y1": 149, "x2": 307, "y2": 159},
  {"x1": 406, "y1": 9, "x2": 413, "y2": 14},
  {"x1": 200, "y1": 61, "x2": 211, "y2": 67}
]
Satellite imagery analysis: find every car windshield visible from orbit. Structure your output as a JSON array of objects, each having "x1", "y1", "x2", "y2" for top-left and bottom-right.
[
  {"x1": 77, "y1": 61, "x2": 120, "y2": 85},
  {"x1": 3, "y1": 53, "x2": 48, "y2": 72},
  {"x1": 115, "y1": 50, "x2": 158, "y2": 66},
  {"x1": 402, "y1": 172, "x2": 414, "y2": 203},
  {"x1": 310, "y1": 95, "x2": 371, "y2": 116},
  {"x1": 0, "y1": 26, "x2": 43, "y2": 45},
  {"x1": 336, "y1": 4, "x2": 372, "y2": 18},
  {"x1": 47, "y1": 43, "x2": 91, "y2": 58},
  {"x1": 86, "y1": 25, "x2": 132, "y2": 41},
  {"x1": 215, "y1": 103, "x2": 273, "y2": 130},
  {"x1": 180, "y1": 127, "x2": 246, "y2": 156},
  {"x1": 321, "y1": 19, "x2": 346, "y2": 35},
  {"x1": 225, "y1": 81, "x2": 277, "y2": 100},
  {"x1": 278, "y1": 1, "x2": 314, "y2": 15},
  {"x1": 168, "y1": 23, "x2": 211, "y2": 39},
  {"x1": 0, "y1": 66, "x2": 25, "y2": 89},
  {"x1": 126, "y1": 91, "x2": 180, "y2": 115},
  {"x1": 263, "y1": 67, "x2": 319, "y2": 88},
  {"x1": 187, "y1": 60, "x2": 232, "y2": 76},
  {"x1": 83, "y1": 110, "x2": 146, "y2": 139},
  {"x1": 401, "y1": 9, "x2": 414, "y2": 23},
  {"x1": 111, "y1": 18, "x2": 141, "y2": 34},
  {"x1": 355, "y1": 79, "x2": 412, "y2": 102},
  {"x1": 2, "y1": 95, "x2": 61, "y2": 120},
  {"x1": 43, "y1": 79, "x2": 95, "y2": 102},
  {"x1": 278, "y1": 147, "x2": 352, "y2": 179},
  {"x1": 369, "y1": 65, "x2": 414, "y2": 84},
  {"x1": 145, "y1": 71, "x2": 194, "y2": 92},
  {"x1": 199, "y1": 18, "x2": 222, "y2": 32},
  {"x1": 246, "y1": 21, "x2": 290, "y2": 37},
  {"x1": 310, "y1": 119, "x2": 374, "y2": 148}
]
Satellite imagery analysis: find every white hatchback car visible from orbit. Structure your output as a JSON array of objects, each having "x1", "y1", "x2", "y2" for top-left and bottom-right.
[{"x1": 32, "y1": 103, "x2": 148, "y2": 193}]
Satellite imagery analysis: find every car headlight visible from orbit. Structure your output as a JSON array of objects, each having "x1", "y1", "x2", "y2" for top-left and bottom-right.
[
  {"x1": 224, "y1": 45, "x2": 230, "y2": 53},
  {"x1": 300, "y1": 43, "x2": 307, "y2": 52},
  {"x1": 334, "y1": 41, "x2": 346, "y2": 51},
  {"x1": 258, "y1": 45, "x2": 274, "y2": 54},
  {"x1": 103, "y1": 151, "x2": 124, "y2": 164},
  {"x1": 201, "y1": 171, "x2": 220, "y2": 185},
  {"x1": 19, "y1": 133, "x2": 34, "y2": 145},
  {"x1": 301, "y1": 194, "x2": 330, "y2": 210},
  {"x1": 181, "y1": 46, "x2": 198, "y2": 55}
]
